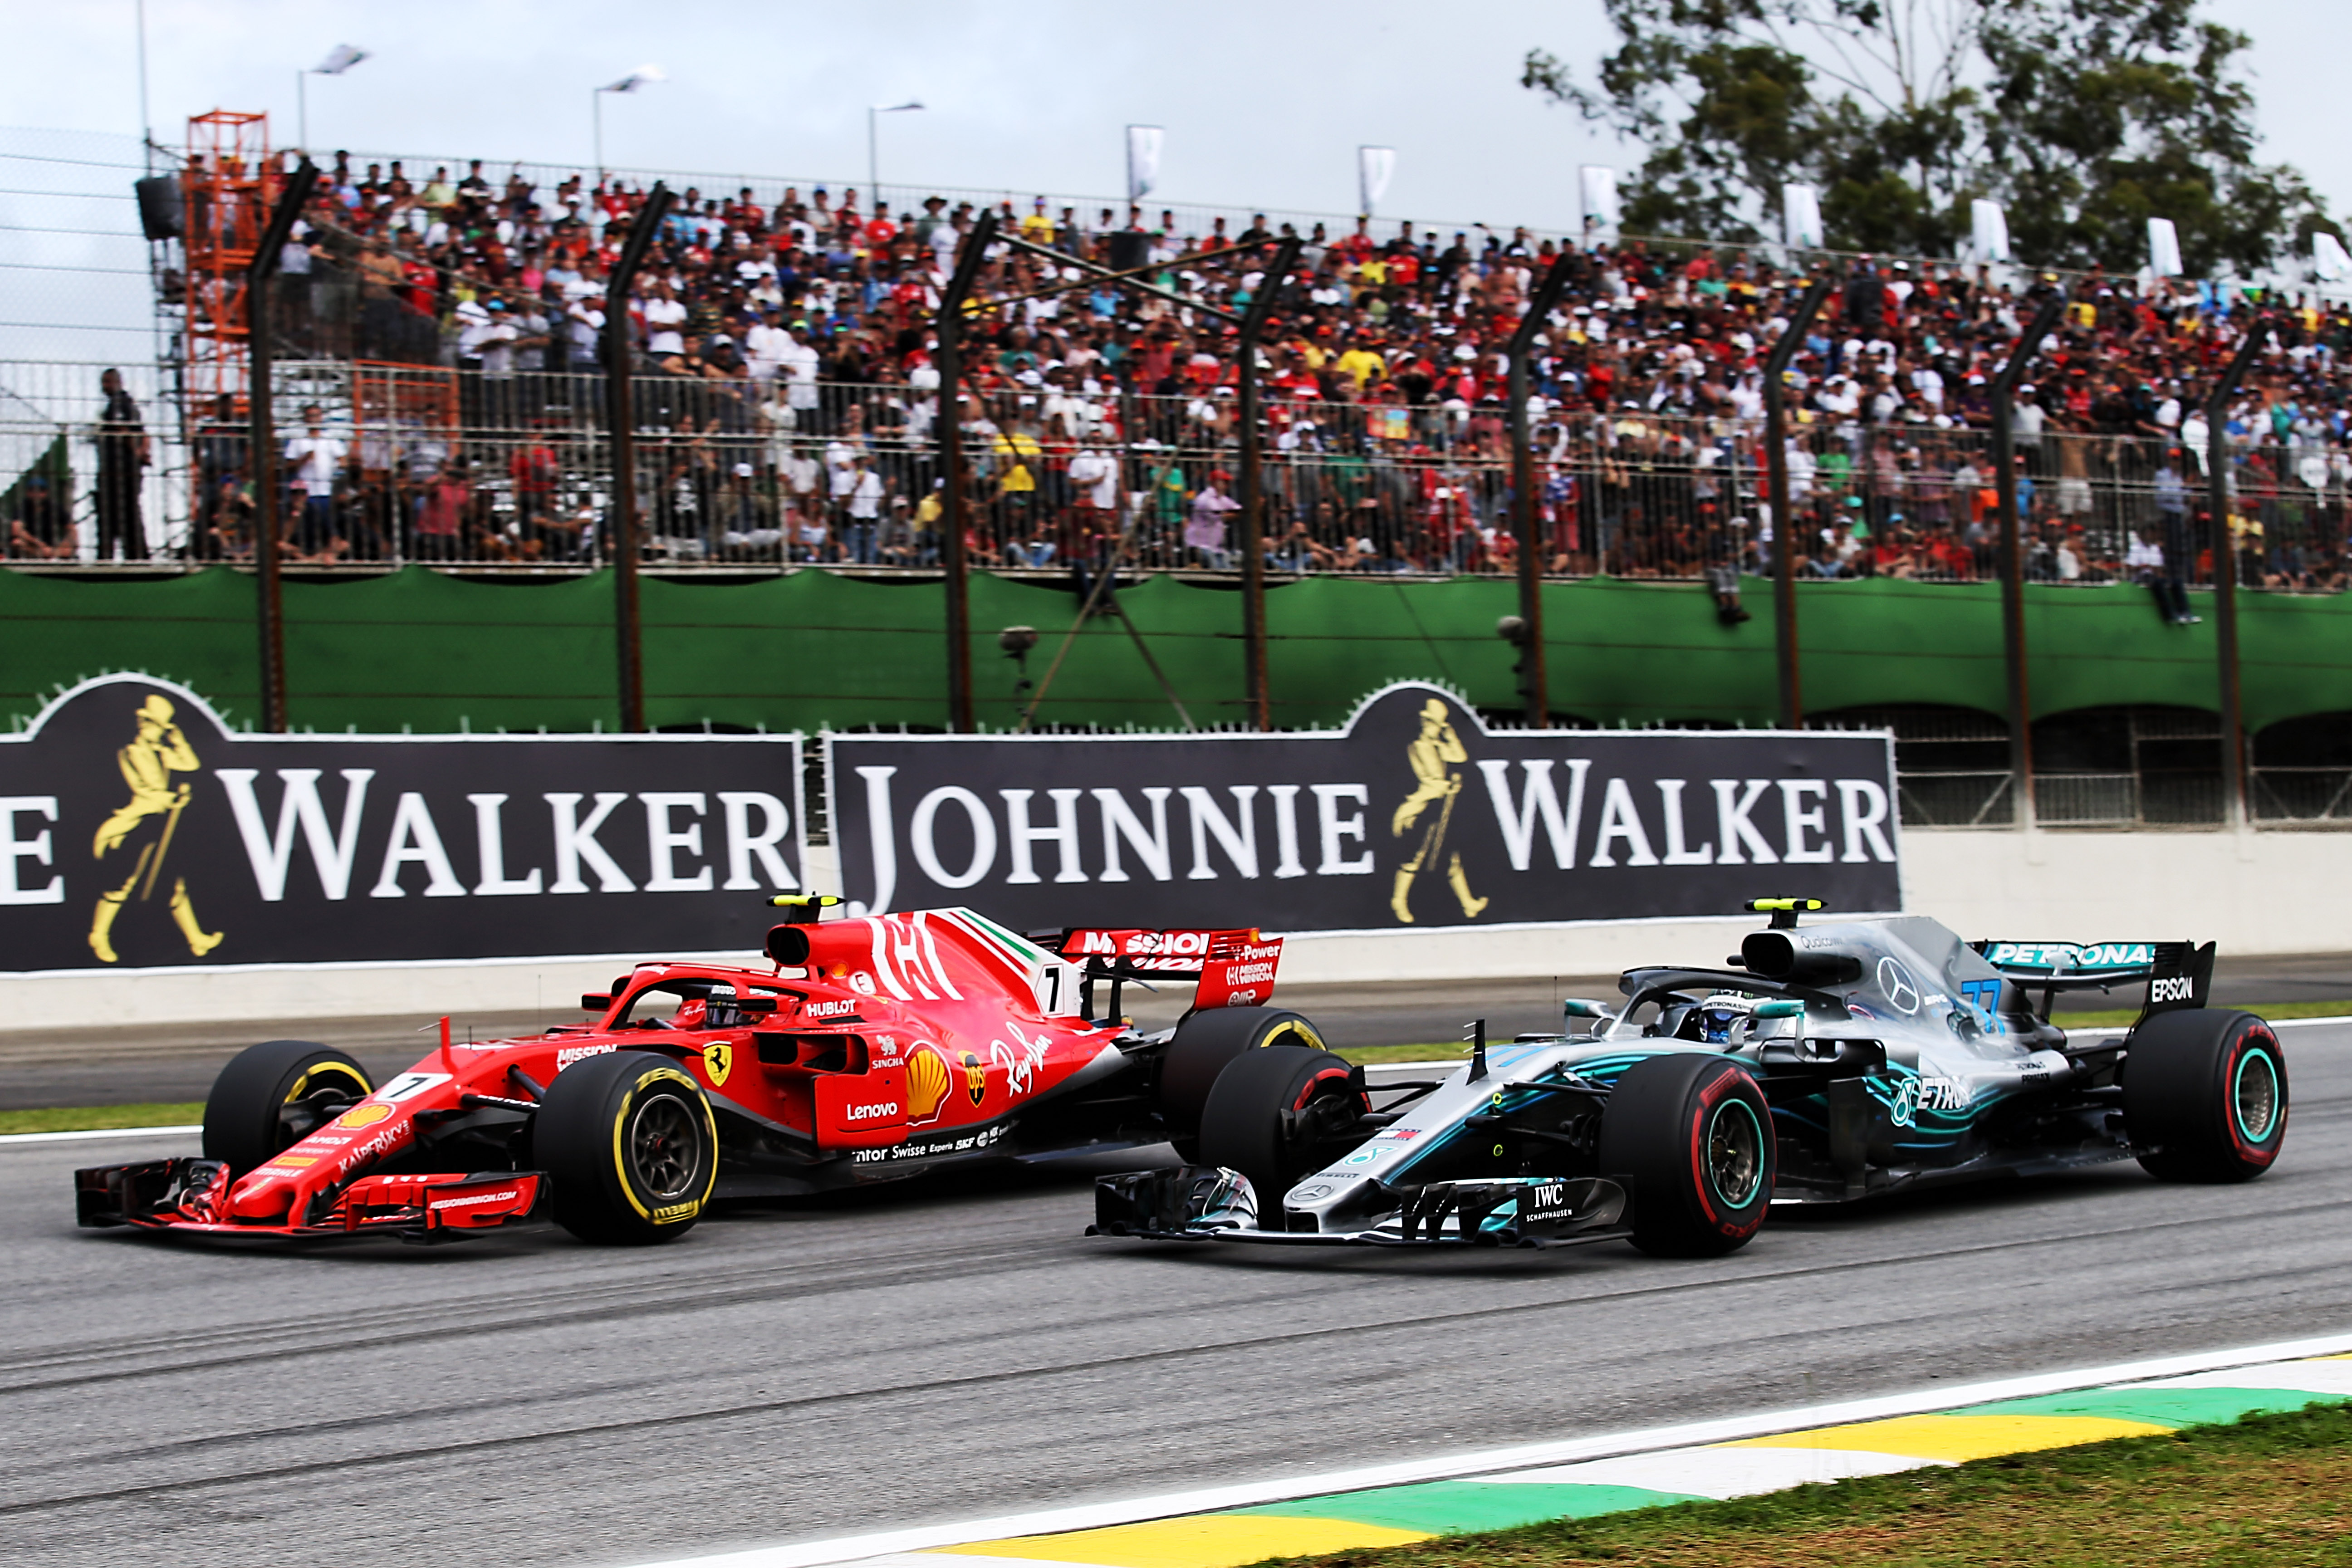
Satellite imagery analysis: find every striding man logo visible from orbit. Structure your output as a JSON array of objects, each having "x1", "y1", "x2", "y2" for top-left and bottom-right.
[
  {"x1": 1389, "y1": 697, "x2": 1488, "y2": 925},
  {"x1": 88, "y1": 693, "x2": 224, "y2": 963}
]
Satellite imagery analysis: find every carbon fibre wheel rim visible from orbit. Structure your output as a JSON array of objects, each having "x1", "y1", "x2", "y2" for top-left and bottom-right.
[
  {"x1": 2234, "y1": 1047, "x2": 2281, "y2": 1144},
  {"x1": 627, "y1": 1093, "x2": 703, "y2": 1201},
  {"x1": 1706, "y1": 1097, "x2": 1765, "y2": 1208}
]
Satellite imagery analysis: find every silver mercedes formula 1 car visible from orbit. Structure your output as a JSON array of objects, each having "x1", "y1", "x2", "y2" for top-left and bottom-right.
[{"x1": 1092, "y1": 900, "x2": 2288, "y2": 1256}]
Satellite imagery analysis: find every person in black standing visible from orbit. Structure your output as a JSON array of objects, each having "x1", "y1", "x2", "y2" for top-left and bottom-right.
[{"x1": 95, "y1": 368, "x2": 149, "y2": 561}]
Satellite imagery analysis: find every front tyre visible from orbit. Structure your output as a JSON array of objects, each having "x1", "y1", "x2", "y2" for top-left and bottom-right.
[
  {"x1": 1597, "y1": 1054, "x2": 1774, "y2": 1258},
  {"x1": 1156, "y1": 1007, "x2": 1330, "y2": 1160},
  {"x1": 534, "y1": 1052, "x2": 718, "y2": 1244},
  {"x1": 1195, "y1": 1043, "x2": 1365, "y2": 1220},
  {"x1": 2125, "y1": 1009, "x2": 2288, "y2": 1182},
  {"x1": 202, "y1": 1039, "x2": 375, "y2": 1178}
]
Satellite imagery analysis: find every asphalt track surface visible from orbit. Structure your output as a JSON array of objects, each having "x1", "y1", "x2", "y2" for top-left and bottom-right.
[
  {"x1": 9, "y1": 951, "x2": 2350, "y2": 1108},
  {"x1": 3, "y1": 1024, "x2": 2349, "y2": 1568}
]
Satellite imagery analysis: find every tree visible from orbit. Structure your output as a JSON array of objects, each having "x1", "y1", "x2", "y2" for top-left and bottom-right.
[{"x1": 1524, "y1": 0, "x2": 2334, "y2": 274}]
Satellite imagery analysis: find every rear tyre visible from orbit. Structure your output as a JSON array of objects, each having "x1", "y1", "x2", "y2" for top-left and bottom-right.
[
  {"x1": 1156, "y1": 1007, "x2": 1330, "y2": 1160},
  {"x1": 202, "y1": 1039, "x2": 375, "y2": 1177},
  {"x1": 1598, "y1": 1053, "x2": 1774, "y2": 1258},
  {"x1": 2125, "y1": 1009, "x2": 2288, "y2": 1182},
  {"x1": 533, "y1": 1052, "x2": 719, "y2": 1245},
  {"x1": 1195, "y1": 1043, "x2": 1365, "y2": 1219}
]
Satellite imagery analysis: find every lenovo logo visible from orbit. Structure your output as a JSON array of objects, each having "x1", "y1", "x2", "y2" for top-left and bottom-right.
[{"x1": 843, "y1": 1101, "x2": 901, "y2": 1122}]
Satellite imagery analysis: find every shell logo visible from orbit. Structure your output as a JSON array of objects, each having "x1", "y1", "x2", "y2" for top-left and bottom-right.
[
  {"x1": 906, "y1": 1045, "x2": 951, "y2": 1125},
  {"x1": 335, "y1": 1103, "x2": 393, "y2": 1130}
]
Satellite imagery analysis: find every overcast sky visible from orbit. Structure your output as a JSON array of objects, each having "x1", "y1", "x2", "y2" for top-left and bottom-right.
[{"x1": 11, "y1": 0, "x2": 2352, "y2": 231}]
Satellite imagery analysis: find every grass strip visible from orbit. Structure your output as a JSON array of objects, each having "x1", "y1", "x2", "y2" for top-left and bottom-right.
[
  {"x1": 0, "y1": 1102, "x2": 203, "y2": 1136},
  {"x1": 1256, "y1": 1402, "x2": 2352, "y2": 1568},
  {"x1": 2052, "y1": 997, "x2": 2351, "y2": 1028}
]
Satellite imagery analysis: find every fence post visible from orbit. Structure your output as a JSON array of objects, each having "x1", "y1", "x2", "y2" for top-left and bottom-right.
[
  {"x1": 1236, "y1": 235, "x2": 1300, "y2": 732},
  {"x1": 2208, "y1": 315, "x2": 2272, "y2": 829},
  {"x1": 1762, "y1": 271, "x2": 1835, "y2": 730},
  {"x1": 936, "y1": 211, "x2": 1000, "y2": 734},
  {"x1": 604, "y1": 183, "x2": 672, "y2": 735},
  {"x1": 246, "y1": 157, "x2": 318, "y2": 735},
  {"x1": 1505, "y1": 250, "x2": 1578, "y2": 728},
  {"x1": 1991, "y1": 289, "x2": 2068, "y2": 831}
]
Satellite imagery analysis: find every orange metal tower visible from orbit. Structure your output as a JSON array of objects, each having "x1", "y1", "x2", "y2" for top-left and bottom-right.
[{"x1": 181, "y1": 111, "x2": 281, "y2": 412}]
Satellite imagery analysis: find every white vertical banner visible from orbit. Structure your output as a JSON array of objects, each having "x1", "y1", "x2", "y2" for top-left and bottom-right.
[
  {"x1": 1358, "y1": 146, "x2": 1396, "y2": 216},
  {"x1": 2147, "y1": 217, "x2": 2184, "y2": 278},
  {"x1": 1970, "y1": 199, "x2": 2012, "y2": 263},
  {"x1": 2315, "y1": 230, "x2": 2352, "y2": 284},
  {"x1": 1781, "y1": 183, "x2": 1823, "y2": 249},
  {"x1": 1126, "y1": 125, "x2": 1163, "y2": 203},
  {"x1": 1579, "y1": 165, "x2": 1620, "y2": 240}
]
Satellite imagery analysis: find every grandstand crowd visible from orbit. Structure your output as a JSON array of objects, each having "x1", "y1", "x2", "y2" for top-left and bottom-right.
[{"x1": 36, "y1": 149, "x2": 2352, "y2": 599}]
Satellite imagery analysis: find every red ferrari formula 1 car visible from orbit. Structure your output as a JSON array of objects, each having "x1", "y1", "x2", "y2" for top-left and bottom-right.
[{"x1": 75, "y1": 900, "x2": 1330, "y2": 1247}]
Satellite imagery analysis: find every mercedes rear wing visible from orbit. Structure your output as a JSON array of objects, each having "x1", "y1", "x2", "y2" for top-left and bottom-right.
[
  {"x1": 1971, "y1": 939, "x2": 2215, "y2": 1016},
  {"x1": 1035, "y1": 928, "x2": 1286, "y2": 1015}
]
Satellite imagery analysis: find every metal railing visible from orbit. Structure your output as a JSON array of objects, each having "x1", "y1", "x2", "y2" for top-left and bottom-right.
[{"x1": 12, "y1": 357, "x2": 2347, "y2": 591}]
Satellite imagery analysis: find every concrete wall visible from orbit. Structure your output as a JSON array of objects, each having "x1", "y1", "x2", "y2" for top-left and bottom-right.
[{"x1": 9, "y1": 828, "x2": 2346, "y2": 1030}]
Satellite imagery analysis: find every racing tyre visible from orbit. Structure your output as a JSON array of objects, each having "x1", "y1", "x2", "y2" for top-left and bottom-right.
[
  {"x1": 2124, "y1": 1009, "x2": 2288, "y2": 1183},
  {"x1": 1157, "y1": 1007, "x2": 1330, "y2": 1160},
  {"x1": 1598, "y1": 1054, "x2": 1774, "y2": 1258},
  {"x1": 1195, "y1": 1043, "x2": 1365, "y2": 1220},
  {"x1": 533, "y1": 1051, "x2": 719, "y2": 1245},
  {"x1": 202, "y1": 1039, "x2": 375, "y2": 1178}
]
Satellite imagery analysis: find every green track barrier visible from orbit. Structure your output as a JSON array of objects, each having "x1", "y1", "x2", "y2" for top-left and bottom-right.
[{"x1": 7, "y1": 567, "x2": 2351, "y2": 735}]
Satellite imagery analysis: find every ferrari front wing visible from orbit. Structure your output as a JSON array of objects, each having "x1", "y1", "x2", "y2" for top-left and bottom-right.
[
  {"x1": 76, "y1": 1157, "x2": 545, "y2": 1244},
  {"x1": 1091, "y1": 1166, "x2": 1631, "y2": 1248}
]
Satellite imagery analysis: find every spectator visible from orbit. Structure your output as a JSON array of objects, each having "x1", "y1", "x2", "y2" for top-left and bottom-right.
[{"x1": 93, "y1": 368, "x2": 148, "y2": 562}]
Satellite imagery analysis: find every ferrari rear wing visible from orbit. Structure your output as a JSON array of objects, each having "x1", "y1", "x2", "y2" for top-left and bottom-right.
[
  {"x1": 1037, "y1": 928, "x2": 1285, "y2": 1012},
  {"x1": 1971, "y1": 939, "x2": 2215, "y2": 1014}
]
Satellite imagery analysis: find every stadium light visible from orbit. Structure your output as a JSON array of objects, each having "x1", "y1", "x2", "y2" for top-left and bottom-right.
[
  {"x1": 595, "y1": 64, "x2": 667, "y2": 185},
  {"x1": 869, "y1": 101, "x2": 924, "y2": 205},
  {"x1": 296, "y1": 44, "x2": 369, "y2": 153}
]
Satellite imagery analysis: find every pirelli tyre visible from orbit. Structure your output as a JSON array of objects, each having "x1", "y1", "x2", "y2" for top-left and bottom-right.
[
  {"x1": 2124, "y1": 1009, "x2": 2288, "y2": 1183},
  {"x1": 1598, "y1": 1053, "x2": 1774, "y2": 1258},
  {"x1": 534, "y1": 1051, "x2": 719, "y2": 1245},
  {"x1": 1195, "y1": 1042, "x2": 1366, "y2": 1222},
  {"x1": 1156, "y1": 1007, "x2": 1330, "y2": 1160},
  {"x1": 202, "y1": 1039, "x2": 376, "y2": 1178}
]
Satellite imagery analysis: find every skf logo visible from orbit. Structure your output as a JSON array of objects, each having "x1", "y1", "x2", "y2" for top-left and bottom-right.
[
  {"x1": 703, "y1": 1040, "x2": 734, "y2": 1088},
  {"x1": 843, "y1": 1100, "x2": 902, "y2": 1122},
  {"x1": 961, "y1": 1050, "x2": 986, "y2": 1106}
]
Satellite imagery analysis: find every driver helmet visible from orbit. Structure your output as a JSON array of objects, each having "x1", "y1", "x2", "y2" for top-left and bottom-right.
[{"x1": 1692, "y1": 992, "x2": 1755, "y2": 1045}]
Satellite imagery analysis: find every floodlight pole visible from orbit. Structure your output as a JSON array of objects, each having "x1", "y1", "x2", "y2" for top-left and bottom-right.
[
  {"x1": 1990, "y1": 288, "x2": 2068, "y2": 832},
  {"x1": 2208, "y1": 316, "x2": 2272, "y2": 829},
  {"x1": 1505, "y1": 250, "x2": 1578, "y2": 728},
  {"x1": 248, "y1": 157, "x2": 318, "y2": 735},
  {"x1": 607, "y1": 181, "x2": 673, "y2": 733},
  {"x1": 937, "y1": 210, "x2": 1000, "y2": 733},
  {"x1": 1235, "y1": 235, "x2": 1300, "y2": 731},
  {"x1": 1762, "y1": 271, "x2": 1835, "y2": 730}
]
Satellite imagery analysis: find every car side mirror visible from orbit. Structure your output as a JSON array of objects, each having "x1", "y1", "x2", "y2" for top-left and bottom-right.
[
  {"x1": 1752, "y1": 999, "x2": 1804, "y2": 1019},
  {"x1": 580, "y1": 993, "x2": 611, "y2": 1012},
  {"x1": 732, "y1": 996, "x2": 779, "y2": 1018},
  {"x1": 1562, "y1": 998, "x2": 1613, "y2": 1019}
]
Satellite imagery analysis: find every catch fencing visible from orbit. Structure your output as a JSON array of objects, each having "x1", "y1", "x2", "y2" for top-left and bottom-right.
[{"x1": 8, "y1": 355, "x2": 2340, "y2": 595}]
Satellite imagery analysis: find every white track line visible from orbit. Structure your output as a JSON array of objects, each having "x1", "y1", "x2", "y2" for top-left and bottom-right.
[
  {"x1": 0, "y1": 1123, "x2": 199, "y2": 1147},
  {"x1": 626, "y1": 1330, "x2": 2352, "y2": 1568}
]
